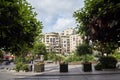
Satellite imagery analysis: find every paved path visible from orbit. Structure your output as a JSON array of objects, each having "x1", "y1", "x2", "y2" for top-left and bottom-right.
[
  {"x1": 14, "y1": 74, "x2": 120, "y2": 80},
  {"x1": 1, "y1": 63, "x2": 120, "y2": 80}
]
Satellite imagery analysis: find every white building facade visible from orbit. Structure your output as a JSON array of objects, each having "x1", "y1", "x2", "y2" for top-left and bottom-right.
[
  {"x1": 42, "y1": 28, "x2": 82, "y2": 54},
  {"x1": 70, "y1": 34, "x2": 82, "y2": 53},
  {"x1": 42, "y1": 32, "x2": 61, "y2": 53}
]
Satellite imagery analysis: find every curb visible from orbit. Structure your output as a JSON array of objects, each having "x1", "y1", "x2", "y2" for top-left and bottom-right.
[{"x1": 34, "y1": 72, "x2": 120, "y2": 76}]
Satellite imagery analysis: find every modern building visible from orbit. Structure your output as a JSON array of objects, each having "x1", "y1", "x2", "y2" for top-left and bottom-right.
[
  {"x1": 60, "y1": 28, "x2": 82, "y2": 54},
  {"x1": 42, "y1": 28, "x2": 82, "y2": 54},
  {"x1": 60, "y1": 35, "x2": 70, "y2": 54},
  {"x1": 42, "y1": 32, "x2": 61, "y2": 54},
  {"x1": 61, "y1": 28, "x2": 75, "y2": 36},
  {"x1": 70, "y1": 34, "x2": 82, "y2": 53}
]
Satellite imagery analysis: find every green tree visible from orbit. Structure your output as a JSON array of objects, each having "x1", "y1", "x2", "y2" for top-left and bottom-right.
[
  {"x1": 0, "y1": 0, "x2": 43, "y2": 56},
  {"x1": 0, "y1": 50, "x2": 3, "y2": 59},
  {"x1": 93, "y1": 41, "x2": 117, "y2": 56},
  {"x1": 76, "y1": 43, "x2": 92, "y2": 62},
  {"x1": 33, "y1": 42, "x2": 47, "y2": 59},
  {"x1": 74, "y1": 0, "x2": 120, "y2": 54}
]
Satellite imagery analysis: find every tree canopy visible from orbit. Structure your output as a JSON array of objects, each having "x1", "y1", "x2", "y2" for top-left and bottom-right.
[
  {"x1": 76, "y1": 43, "x2": 92, "y2": 56},
  {"x1": 74, "y1": 0, "x2": 120, "y2": 49},
  {"x1": 33, "y1": 42, "x2": 47, "y2": 56},
  {"x1": 76, "y1": 43, "x2": 92, "y2": 62},
  {"x1": 0, "y1": 0, "x2": 43, "y2": 55}
]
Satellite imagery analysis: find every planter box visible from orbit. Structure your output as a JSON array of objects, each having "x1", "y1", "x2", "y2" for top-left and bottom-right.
[
  {"x1": 60, "y1": 63, "x2": 68, "y2": 72},
  {"x1": 34, "y1": 64, "x2": 44, "y2": 72},
  {"x1": 82, "y1": 62, "x2": 92, "y2": 72}
]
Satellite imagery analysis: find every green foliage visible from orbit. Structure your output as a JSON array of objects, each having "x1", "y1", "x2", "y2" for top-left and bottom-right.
[
  {"x1": 21, "y1": 64, "x2": 29, "y2": 72},
  {"x1": 65, "y1": 54, "x2": 82, "y2": 62},
  {"x1": 93, "y1": 41, "x2": 116, "y2": 56},
  {"x1": 99, "y1": 56, "x2": 117, "y2": 69},
  {"x1": 0, "y1": 0, "x2": 43, "y2": 55},
  {"x1": 86, "y1": 55, "x2": 94, "y2": 61},
  {"x1": 14, "y1": 57, "x2": 24, "y2": 64},
  {"x1": 76, "y1": 43, "x2": 92, "y2": 62},
  {"x1": 64, "y1": 53, "x2": 94, "y2": 62},
  {"x1": 47, "y1": 52, "x2": 59, "y2": 62},
  {"x1": 46, "y1": 51, "x2": 95, "y2": 63},
  {"x1": 43, "y1": 54, "x2": 48, "y2": 60},
  {"x1": 14, "y1": 56, "x2": 32, "y2": 64},
  {"x1": 33, "y1": 42, "x2": 47, "y2": 56},
  {"x1": 76, "y1": 43, "x2": 92, "y2": 56},
  {"x1": 0, "y1": 50, "x2": 3, "y2": 59},
  {"x1": 94, "y1": 63, "x2": 102, "y2": 70},
  {"x1": 15, "y1": 62, "x2": 23, "y2": 72},
  {"x1": 112, "y1": 51, "x2": 120, "y2": 60},
  {"x1": 15, "y1": 62, "x2": 29, "y2": 72},
  {"x1": 74, "y1": 0, "x2": 120, "y2": 53},
  {"x1": 25, "y1": 56, "x2": 33, "y2": 63}
]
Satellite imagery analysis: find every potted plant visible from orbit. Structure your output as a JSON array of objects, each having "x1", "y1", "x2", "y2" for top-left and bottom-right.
[
  {"x1": 60, "y1": 62, "x2": 68, "y2": 72},
  {"x1": 34, "y1": 61, "x2": 44, "y2": 72},
  {"x1": 59, "y1": 55, "x2": 68, "y2": 72},
  {"x1": 76, "y1": 43, "x2": 92, "y2": 72}
]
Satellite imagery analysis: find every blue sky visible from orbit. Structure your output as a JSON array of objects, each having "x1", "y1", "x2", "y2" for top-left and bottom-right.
[{"x1": 27, "y1": 0, "x2": 84, "y2": 33}]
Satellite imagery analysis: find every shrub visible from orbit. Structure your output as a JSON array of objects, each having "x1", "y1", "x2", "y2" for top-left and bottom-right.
[
  {"x1": 0, "y1": 52, "x2": 3, "y2": 59},
  {"x1": 76, "y1": 43, "x2": 92, "y2": 62},
  {"x1": 14, "y1": 57, "x2": 26, "y2": 64},
  {"x1": 94, "y1": 63, "x2": 102, "y2": 70},
  {"x1": 65, "y1": 54, "x2": 82, "y2": 62},
  {"x1": 99, "y1": 56, "x2": 117, "y2": 69},
  {"x1": 15, "y1": 62, "x2": 23, "y2": 72},
  {"x1": 22, "y1": 64, "x2": 29, "y2": 72},
  {"x1": 112, "y1": 52, "x2": 120, "y2": 60},
  {"x1": 15, "y1": 62, "x2": 29, "y2": 72}
]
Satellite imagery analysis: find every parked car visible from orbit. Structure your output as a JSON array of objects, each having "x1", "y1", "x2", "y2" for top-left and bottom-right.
[{"x1": 2, "y1": 60, "x2": 10, "y2": 65}]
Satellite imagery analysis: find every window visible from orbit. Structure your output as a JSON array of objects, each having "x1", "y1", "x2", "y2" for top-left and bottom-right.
[
  {"x1": 73, "y1": 37, "x2": 75, "y2": 41},
  {"x1": 64, "y1": 44, "x2": 66, "y2": 47},
  {"x1": 50, "y1": 38, "x2": 52, "y2": 42},
  {"x1": 53, "y1": 38, "x2": 55, "y2": 42},
  {"x1": 64, "y1": 41, "x2": 66, "y2": 43}
]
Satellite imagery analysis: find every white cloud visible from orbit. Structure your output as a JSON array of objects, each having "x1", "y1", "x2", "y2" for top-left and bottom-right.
[
  {"x1": 53, "y1": 18, "x2": 75, "y2": 33},
  {"x1": 27, "y1": 0, "x2": 84, "y2": 33},
  {"x1": 27, "y1": 0, "x2": 84, "y2": 16}
]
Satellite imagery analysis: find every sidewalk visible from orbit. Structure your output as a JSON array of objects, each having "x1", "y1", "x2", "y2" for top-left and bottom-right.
[
  {"x1": 11, "y1": 63, "x2": 120, "y2": 76},
  {"x1": 1, "y1": 63, "x2": 120, "y2": 80}
]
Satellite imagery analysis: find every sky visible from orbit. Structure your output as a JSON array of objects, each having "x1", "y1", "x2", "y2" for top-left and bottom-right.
[{"x1": 27, "y1": 0, "x2": 84, "y2": 33}]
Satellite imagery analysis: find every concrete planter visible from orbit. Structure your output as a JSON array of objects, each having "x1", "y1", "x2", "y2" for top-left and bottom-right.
[
  {"x1": 82, "y1": 62, "x2": 92, "y2": 72},
  {"x1": 60, "y1": 63, "x2": 68, "y2": 72},
  {"x1": 34, "y1": 63, "x2": 44, "y2": 72}
]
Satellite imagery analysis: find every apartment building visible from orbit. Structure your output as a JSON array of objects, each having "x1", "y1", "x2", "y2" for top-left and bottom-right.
[
  {"x1": 70, "y1": 34, "x2": 82, "y2": 52},
  {"x1": 61, "y1": 28, "x2": 75, "y2": 36},
  {"x1": 42, "y1": 28, "x2": 82, "y2": 54},
  {"x1": 42, "y1": 32, "x2": 61, "y2": 53},
  {"x1": 60, "y1": 28, "x2": 82, "y2": 54},
  {"x1": 60, "y1": 35, "x2": 70, "y2": 54}
]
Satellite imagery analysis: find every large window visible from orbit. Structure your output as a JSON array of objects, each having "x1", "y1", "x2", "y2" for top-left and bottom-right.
[
  {"x1": 50, "y1": 38, "x2": 55, "y2": 44},
  {"x1": 53, "y1": 38, "x2": 55, "y2": 42},
  {"x1": 50, "y1": 38, "x2": 52, "y2": 42}
]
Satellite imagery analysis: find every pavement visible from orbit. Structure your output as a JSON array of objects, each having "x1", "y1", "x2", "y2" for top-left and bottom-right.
[
  {"x1": 11, "y1": 63, "x2": 120, "y2": 75},
  {"x1": 1, "y1": 63, "x2": 120, "y2": 80}
]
